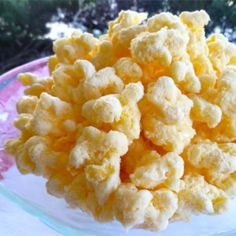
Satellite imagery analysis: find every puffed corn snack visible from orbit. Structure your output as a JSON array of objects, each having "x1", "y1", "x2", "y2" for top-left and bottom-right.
[{"x1": 5, "y1": 10, "x2": 236, "y2": 232}]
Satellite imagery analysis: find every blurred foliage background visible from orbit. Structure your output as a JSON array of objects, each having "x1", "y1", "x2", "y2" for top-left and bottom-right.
[{"x1": 0, "y1": 0, "x2": 236, "y2": 74}]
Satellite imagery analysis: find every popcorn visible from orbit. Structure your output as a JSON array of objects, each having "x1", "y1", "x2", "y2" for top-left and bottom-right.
[{"x1": 5, "y1": 9, "x2": 236, "y2": 232}]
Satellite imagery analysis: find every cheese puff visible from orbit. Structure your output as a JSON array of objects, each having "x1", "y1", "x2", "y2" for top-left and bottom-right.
[
  {"x1": 139, "y1": 189, "x2": 178, "y2": 231},
  {"x1": 5, "y1": 138, "x2": 35, "y2": 174},
  {"x1": 82, "y1": 67, "x2": 124, "y2": 100},
  {"x1": 112, "y1": 105, "x2": 140, "y2": 143},
  {"x1": 46, "y1": 171, "x2": 73, "y2": 198},
  {"x1": 131, "y1": 29, "x2": 188, "y2": 66},
  {"x1": 91, "y1": 40, "x2": 116, "y2": 70},
  {"x1": 18, "y1": 72, "x2": 38, "y2": 86},
  {"x1": 169, "y1": 61, "x2": 201, "y2": 93},
  {"x1": 198, "y1": 74, "x2": 217, "y2": 93},
  {"x1": 14, "y1": 114, "x2": 33, "y2": 131},
  {"x1": 192, "y1": 54, "x2": 216, "y2": 77},
  {"x1": 190, "y1": 94, "x2": 222, "y2": 128},
  {"x1": 141, "y1": 77, "x2": 194, "y2": 153},
  {"x1": 108, "y1": 10, "x2": 147, "y2": 37},
  {"x1": 147, "y1": 12, "x2": 189, "y2": 42},
  {"x1": 174, "y1": 174, "x2": 229, "y2": 221},
  {"x1": 130, "y1": 152, "x2": 184, "y2": 191},
  {"x1": 216, "y1": 172, "x2": 236, "y2": 196},
  {"x1": 69, "y1": 126, "x2": 128, "y2": 204},
  {"x1": 23, "y1": 136, "x2": 68, "y2": 177},
  {"x1": 85, "y1": 154, "x2": 120, "y2": 205},
  {"x1": 53, "y1": 31, "x2": 99, "y2": 64},
  {"x1": 113, "y1": 57, "x2": 143, "y2": 84},
  {"x1": 18, "y1": 73, "x2": 53, "y2": 97},
  {"x1": 113, "y1": 183, "x2": 152, "y2": 228},
  {"x1": 212, "y1": 117, "x2": 236, "y2": 142},
  {"x1": 111, "y1": 82, "x2": 144, "y2": 142},
  {"x1": 198, "y1": 117, "x2": 236, "y2": 143},
  {"x1": 4, "y1": 138, "x2": 23, "y2": 156},
  {"x1": 73, "y1": 59, "x2": 96, "y2": 79},
  {"x1": 99, "y1": 33, "x2": 109, "y2": 41},
  {"x1": 114, "y1": 184, "x2": 178, "y2": 231},
  {"x1": 31, "y1": 92, "x2": 76, "y2": 137},
  {"x1": 142, "y1": 115, "x2": 195, "y2": 154},
  {"x1": 112, "y1": 25, "x2": 146, "y2": 57},
  {"x1": 145, "y1": 76, "x2": 193, "y2": 124},
  {"x1": 6, "y1": 135, "x2": 67, "y2": 176},
  {"x1": 180, "y1": 10, "x2": 210, "y2": 29},
  {"x1": 231, "y1": 53, "x2": 236, "y2": 63},
  {"x1": 119, "y1": 81, "x2": 144, "y2": 104},
  {"x1": 48, "y1": 55, "x2": 59, "y2": 75},
  {"x1": 65, "y1": 171, "x2": 114, "y2": 222},
  {"x1": 190, "y1": 54, "x2": 217, "y2": 92},
  {"x1": 180, "y1": 10, "x2": 210, "y2": 60},
  {"x1": 52, "y1": 60, "x2": 95, "y2": 103},
  {"x1": 207, "y1": 34, "x2": 236, "y2": 73},
  {"x1": 82, "y1": 95, "x2": 123, "y2": 124},
  {"x1": 121, "y1": 137, "x2": 158, "y2": 175},
  {"x1": 141, "y1": 63, "x2": 168, "y2": 85},
  {"x1": 16, "y1": 95, "x2": 38, "y2": 114},
  {"x1": 69, "y1": 126, "x2": 128, "y2": 168},
  {"x1": 24, "y1": 78, "x2": 53, "y2": 97},
  {"x1": 214, "y1": 67, "x2": 236, "y2": 119},
  {"x1": 187, "y1": 142, "x2": 236, "y2": 183}
]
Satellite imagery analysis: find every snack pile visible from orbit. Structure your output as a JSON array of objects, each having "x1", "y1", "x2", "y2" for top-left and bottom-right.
[{"x1": 5, "y1": 10, "x2": 236, "y2": 231}]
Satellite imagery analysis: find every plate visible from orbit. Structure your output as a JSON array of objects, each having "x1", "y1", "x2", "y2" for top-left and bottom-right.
[{"x1": 0, "y1": 58, "x2": 236, "y2": 236}]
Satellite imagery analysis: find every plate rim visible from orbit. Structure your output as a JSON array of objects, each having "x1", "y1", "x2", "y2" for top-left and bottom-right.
[{"x1": 0, "y1": 57, "x2": 49, "y2": 83}]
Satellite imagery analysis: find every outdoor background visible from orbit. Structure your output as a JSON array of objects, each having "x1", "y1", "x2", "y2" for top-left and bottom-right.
[{"x1": 0, "y1": 0, "x2": 236, "y2": 74}]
